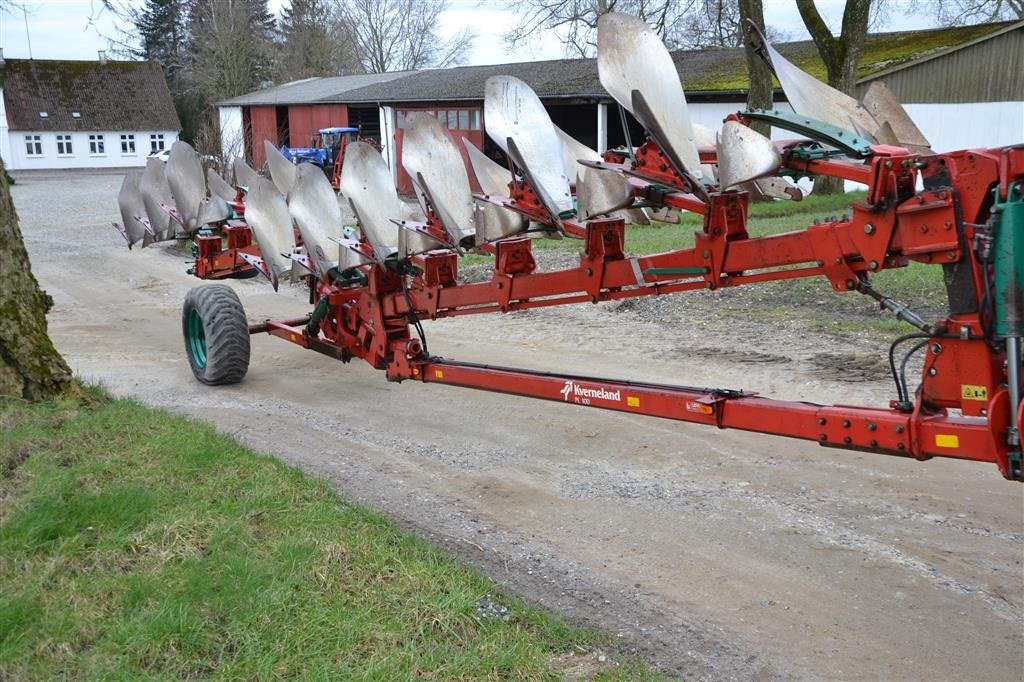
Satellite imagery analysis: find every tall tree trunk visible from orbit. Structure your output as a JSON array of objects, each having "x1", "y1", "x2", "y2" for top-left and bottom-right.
[
  {"x1": 0, "y1": 160, "x2": 73, "y2": 400},
  {"x1": 738, "y1": 0, "x2": 773, "y2": 137},
  {"x1": 794, "y1": 0, "x2": 871, "y2": 194}
]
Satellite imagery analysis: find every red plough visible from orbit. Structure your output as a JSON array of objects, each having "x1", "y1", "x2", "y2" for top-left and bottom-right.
[{"x1": 132, "y1": 15, "x2": 1024, "y2": 482}]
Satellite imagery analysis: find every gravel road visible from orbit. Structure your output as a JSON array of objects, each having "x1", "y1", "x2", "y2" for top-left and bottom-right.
[{"x1": 16, "y1": 169, "x2": 1024, "y2": 680}]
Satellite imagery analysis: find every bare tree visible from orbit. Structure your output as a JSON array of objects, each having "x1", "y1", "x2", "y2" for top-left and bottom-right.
[
  {"x1": 675, "y1": 0, "x2": 741, "y2": 48},
  {"x1": 504, "y1": 0, "x2": 687, "y2": 57},
  {"x1": 922, "y1": 0, "x2": 1023, "y2": 23},
  {"x1": 339, "y1": 0, "x2": 475, "y2": 72},
  {"x1": 277, "y1": 0, "x2": 363, "y2": 80},
  {"x1": 795, "y1": 0, "x2": 871, "y2": 94},
  {"x1": 100, "y1": 0, "x2": 207, "y2": 139},
  {"x1": 189, "y1": 0, "x2": 277, "y2": 104}
]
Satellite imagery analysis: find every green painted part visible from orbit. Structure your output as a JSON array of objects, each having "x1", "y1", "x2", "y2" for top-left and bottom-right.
[
  {"x1": 993, "y1": 182, "x2": 1024, "y2": 338},
  {"x1": 745, "y1": 110, "x2": 874, "y2": 158},
  {"x1": 646, "y1": 267, "x2": 708, "y2": 276},
  {"x1": 308, "y1": 296, "x2": 330, "y2": 328},
  {"x1": 186, "y1": 308, "x2": 207, "y2": 369}
]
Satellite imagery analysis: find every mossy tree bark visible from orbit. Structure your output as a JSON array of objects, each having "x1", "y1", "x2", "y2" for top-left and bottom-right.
[
  {"x1": 738, "y1": 0, "x2": 773, "y2": 139},
  {"x1": 0, "y1": 159, "x2": 73, "y2": 399},
  {"x1": 795, "y1": 0, "x2": 871, "y2": 195}
]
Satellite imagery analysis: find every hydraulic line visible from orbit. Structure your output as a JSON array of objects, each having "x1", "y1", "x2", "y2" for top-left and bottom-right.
[
  {"x1": 888, "y1": 332, "x2": 931, "y2": 408},
  {"x1": 402, "y1": 275, "x2": 429, "y2": 356},
  {"x1": 899, "y1": 338, "x2": 931, "y2": 405}
]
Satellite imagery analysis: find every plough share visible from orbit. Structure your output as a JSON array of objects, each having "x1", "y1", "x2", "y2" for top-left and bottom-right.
[{"x1": 116, "y1": 15, "x2": 1024, "y2": 482}]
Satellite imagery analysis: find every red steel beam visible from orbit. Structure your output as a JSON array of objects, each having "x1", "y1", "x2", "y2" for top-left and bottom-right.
[{"x1": 418, "y1": 360, "x2": 1003, "y2": 469}]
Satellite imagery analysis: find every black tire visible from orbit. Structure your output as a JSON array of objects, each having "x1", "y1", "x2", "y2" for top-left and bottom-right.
[{"x1": 182, "y1": 284, "x2": 250, "y2": 385}]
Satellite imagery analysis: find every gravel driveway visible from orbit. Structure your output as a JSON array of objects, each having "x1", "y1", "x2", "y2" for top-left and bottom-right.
[{"x1": 16, "y1": 169, "x2": 1024, "y2": 680}]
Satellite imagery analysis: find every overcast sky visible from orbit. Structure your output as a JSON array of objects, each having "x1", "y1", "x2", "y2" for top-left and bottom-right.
[{"x1": 0, "y1": 0, "x2": 940, "y2": 65}]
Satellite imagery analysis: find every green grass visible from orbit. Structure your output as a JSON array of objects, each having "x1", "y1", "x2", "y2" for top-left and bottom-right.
[
  {"x1": 0, "y1": 390, "x2": 659, "y2": 680},
  {"x1": 616, "y1": 191, "x2": 882, "y2": 252},
  {"x1": 464, "y1": 191, "x2": 945, "y2": 313}
]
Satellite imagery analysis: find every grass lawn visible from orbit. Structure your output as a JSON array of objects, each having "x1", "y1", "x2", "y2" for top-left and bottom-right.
[
  {"x1": 463, "y1": 191, "x2": 947, "y2": 335},
  {"x1": 0, "y1": 389, "x2": 658, "y2": 680}
]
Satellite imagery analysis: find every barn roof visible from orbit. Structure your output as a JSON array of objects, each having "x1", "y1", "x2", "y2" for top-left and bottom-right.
[
  {"x1": 334, "y1": 20, "x2": 1020, "y2": 103},
  {"x1": 218, "y1": 71, "x2": 415, "y2": 106},
  {"x1": 1, "y1": 58, "x2": 180, "y2": 132}
]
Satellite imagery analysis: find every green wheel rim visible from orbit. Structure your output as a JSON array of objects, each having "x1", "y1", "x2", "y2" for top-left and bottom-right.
[{"x1": 186, "y1": 308, "x2": 207, "y2": 369}]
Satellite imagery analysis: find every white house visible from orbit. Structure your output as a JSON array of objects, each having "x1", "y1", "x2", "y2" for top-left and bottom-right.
[{"x1": 0, "y1": 54, "x2": 180, "y2": 170}]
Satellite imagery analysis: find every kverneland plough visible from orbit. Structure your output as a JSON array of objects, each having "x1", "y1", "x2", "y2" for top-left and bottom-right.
[
  {"x1": 119, "y1": 15, "x2": 1024, "y2": 482},
  {"x1": 115, "y1": 141, "x2": 264, "y2": 279}
]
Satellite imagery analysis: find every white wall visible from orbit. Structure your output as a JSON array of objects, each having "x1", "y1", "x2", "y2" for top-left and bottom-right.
[
  {"x1": 904, "y1": 102, "x2": 1024, "y2": 152},
  {"x1": 0, "y1": 88, "x2": 11, "y2": 170},
  {"x1": 3, "y1": 129, "x2": 179, "y2": 170},
  {"x1": 690, "y1": 100, "x2": 1024, "y2": 151},
  {"x1": 218, "y1": 106, "x2": 244, "y2": 161}
]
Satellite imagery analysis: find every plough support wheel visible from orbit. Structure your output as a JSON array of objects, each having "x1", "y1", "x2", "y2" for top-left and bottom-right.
[{"x1": 182, "y1": 284, "x2": 250, "y2": 385}]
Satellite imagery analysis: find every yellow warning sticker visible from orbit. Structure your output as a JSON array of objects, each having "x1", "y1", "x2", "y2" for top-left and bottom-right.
[
  {"x1": 434, "y1": 370, "x2": 444, "y2": 379},
  {"x1": 961, "y1": 384, "x2": 988, "y2": 401},
  {"x1": 627, "y1": 396, "x2": 640, "y2": 407},
  {"x1": 935, "y1": 434, "x2": 960, "y2": 448}
]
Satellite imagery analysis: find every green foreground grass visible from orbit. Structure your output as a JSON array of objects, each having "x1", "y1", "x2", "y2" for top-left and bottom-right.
[{"x1": 0, "y1": 390, "x2": 655, "y2": 680}]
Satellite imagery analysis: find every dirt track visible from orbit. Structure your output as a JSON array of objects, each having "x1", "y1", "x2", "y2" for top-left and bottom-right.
[{"x1": 17, "y1": 170, "x2": 1024, "y2": 680}]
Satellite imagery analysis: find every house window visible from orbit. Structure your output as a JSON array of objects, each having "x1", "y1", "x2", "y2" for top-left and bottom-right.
[
  {"x1": 72, "y1": 112, "x2": 81, "y2": 119},
  {"x1": 149, "y1": 133, "x2": 165, "y2": 153},
  {"x1": 120, "y1": 134, "x2": 136, "y2": 154},
  {"x1": 458, "y1": 110, "x2": 469, "y2": 130},
  {"x1": 89, "y1": 134, "x2": 105, "y2": 155},
  {"x1": 24, "y1": 135, "x2": 42, "y2": 156},
  {"x1": 56, "y1": 134, "x2": 73, "y2": 156},
  {"x1": 469, "y1": 111, "x2": 481, "y2": 130}
]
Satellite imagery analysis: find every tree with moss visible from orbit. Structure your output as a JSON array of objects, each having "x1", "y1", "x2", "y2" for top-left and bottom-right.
[
  {"x1": 738, "y1": 0, "x2": 772, "y2": 136},
  {"x1": 794, "y1": 0, "x2": 871, "y2": 194},
  {"x1": 0, "y1": 159, "x2": 72, "y2": 400}
]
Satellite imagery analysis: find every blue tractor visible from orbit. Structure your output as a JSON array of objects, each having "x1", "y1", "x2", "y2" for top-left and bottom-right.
[{"x1": 279, "y1": 126, "x2": 363, "y2": 189}]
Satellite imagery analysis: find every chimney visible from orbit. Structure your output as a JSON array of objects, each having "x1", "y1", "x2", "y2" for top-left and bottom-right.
[{"x1": 98, "y1": 50, "x2": 107, "y2": 65}]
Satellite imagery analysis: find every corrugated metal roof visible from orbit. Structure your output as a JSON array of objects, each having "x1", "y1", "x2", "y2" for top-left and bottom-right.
[
  {"x1": 220, "y1": 21, "x2": 1019, "y2": 108},
  {"x1": 218, "y1": 71, "x2": 415, "y2": 106},
  {"x1": 340, "y1": 58, "x2": 602, "y2": 103},
  {"x1": 858, "y1": 20, "x2": 1023, "y2": 82},
  {"x1": 857, "y1": 22, "x2": 1024, "y2": 103},
  {"x1": 1, "y1": 59, "x2": 180, "y2": 131}
]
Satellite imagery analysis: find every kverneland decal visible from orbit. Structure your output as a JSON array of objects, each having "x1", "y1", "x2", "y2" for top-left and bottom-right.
[{"x1": 559, "y1": 380, "x2": 622, "y2": 404}]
